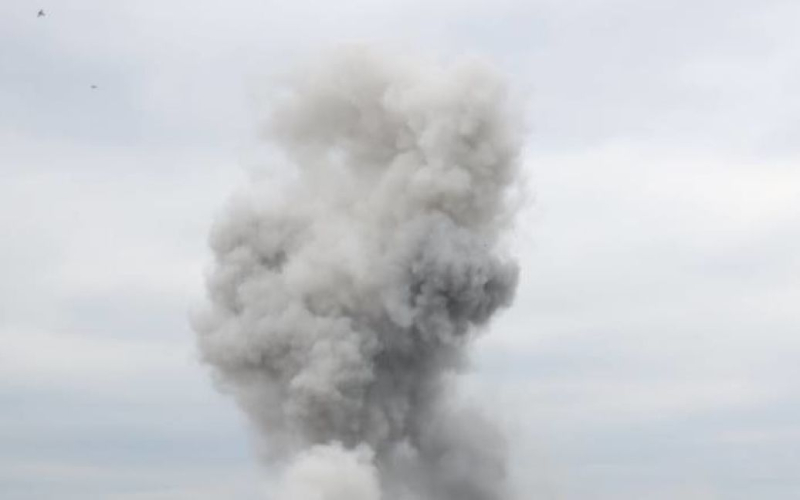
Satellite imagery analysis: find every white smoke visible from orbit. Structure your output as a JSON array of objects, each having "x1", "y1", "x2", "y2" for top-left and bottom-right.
[
  {"x1": 193, "y1": 47, "x2": 524, "y2": 500},
  {"x1": 277, "y1": 444, "x2": 380, "y2": 500}
]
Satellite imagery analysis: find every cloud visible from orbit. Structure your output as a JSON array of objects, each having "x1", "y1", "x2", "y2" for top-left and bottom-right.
[{"x1": 1, "y1": 0, "x2": 799, "y2": 498}]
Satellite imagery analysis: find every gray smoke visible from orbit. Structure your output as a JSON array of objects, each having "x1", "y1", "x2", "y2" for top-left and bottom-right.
[{"x1": 193, "y1": 47, "x2": 523, "y2": 500}]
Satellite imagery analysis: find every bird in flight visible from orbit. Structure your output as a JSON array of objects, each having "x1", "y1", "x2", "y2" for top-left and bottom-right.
[
  {"x1": 37, "y1": 9, "x2": 45, "y2": 17},
  {"x1": 91, "y1": 85, "x2": 97, "y2": 89}
]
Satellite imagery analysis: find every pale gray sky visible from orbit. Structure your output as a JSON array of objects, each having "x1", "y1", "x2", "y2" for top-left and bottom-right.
[{"x1": 1, "y1": 0, "x2": 799, "y2": 499}]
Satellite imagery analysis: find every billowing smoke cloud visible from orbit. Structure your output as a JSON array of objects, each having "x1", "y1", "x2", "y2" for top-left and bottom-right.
[{"x1": 193, "y1": 47, "x2": 524, "y2": 500}]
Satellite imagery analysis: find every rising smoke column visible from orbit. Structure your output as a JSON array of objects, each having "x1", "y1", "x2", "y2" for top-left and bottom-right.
[{"x1": 193, "y1": 48, "x2": 524, "y2": 500}]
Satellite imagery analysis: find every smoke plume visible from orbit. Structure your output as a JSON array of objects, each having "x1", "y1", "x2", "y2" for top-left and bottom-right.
[{"x1": 193, "y1": 47, "x2": 524, "y2": 500}]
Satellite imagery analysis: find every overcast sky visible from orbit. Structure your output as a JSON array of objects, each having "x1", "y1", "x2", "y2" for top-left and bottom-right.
[{"x1": 2, "y1": 0, "x2": 799, "y2": 499}]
